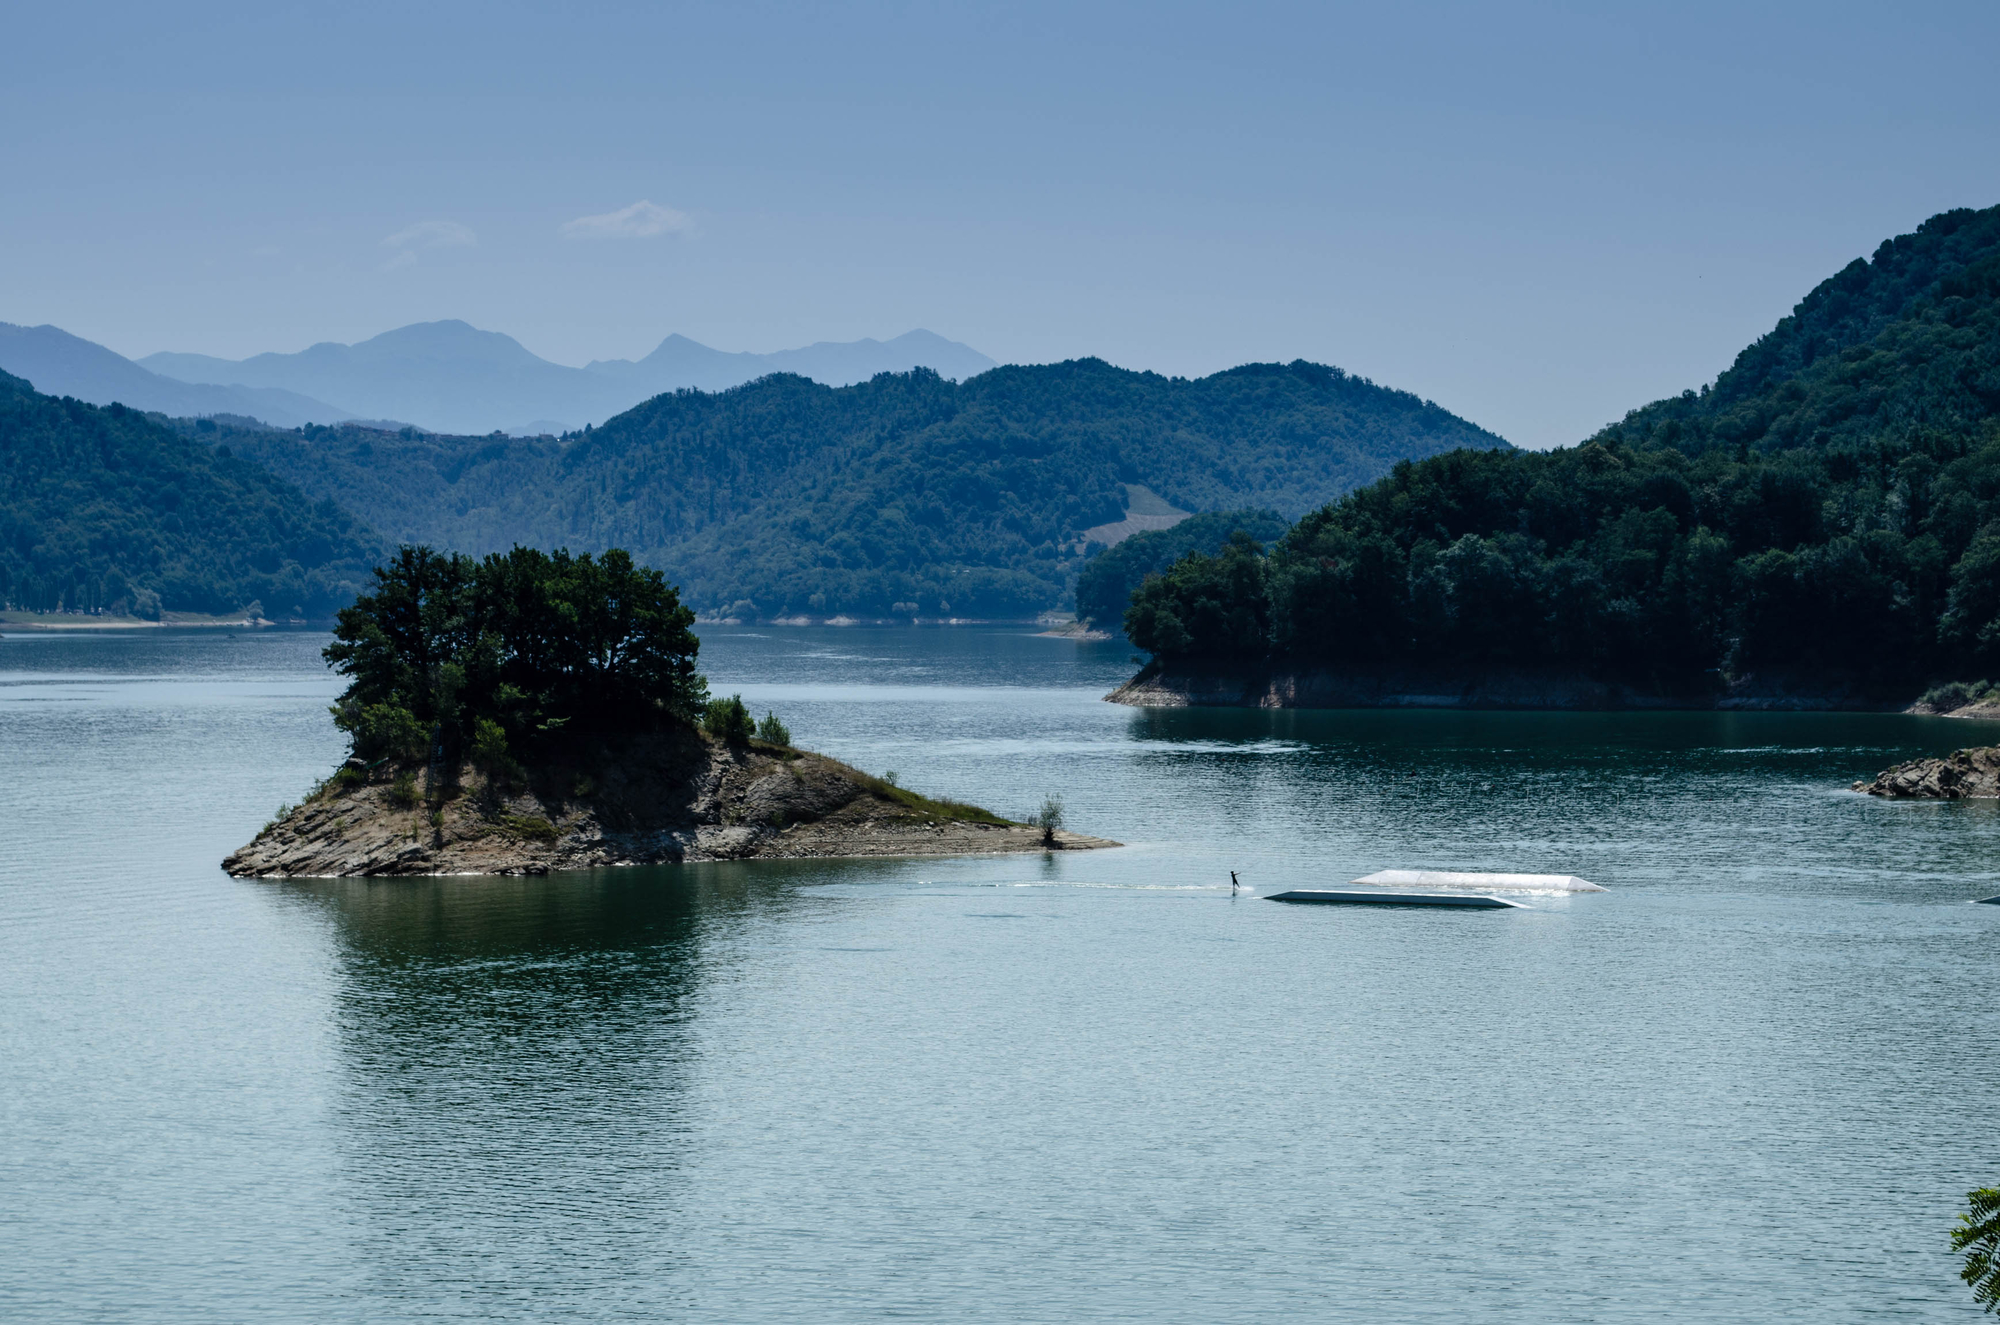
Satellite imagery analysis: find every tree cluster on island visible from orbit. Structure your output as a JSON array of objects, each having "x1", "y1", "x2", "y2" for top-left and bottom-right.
[
  {"x1": 1122, "y1": 204, "x2": 2000, "y2": 698},
  {"x1": 326, "y1": 545, "x2": 709, "y2": 780}
]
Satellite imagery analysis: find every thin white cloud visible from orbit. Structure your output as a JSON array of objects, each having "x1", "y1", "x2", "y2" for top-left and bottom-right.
[
  {"x1": 559, "y1": 200, "x2": 691, "y2": 240},
  {"x1": 382, "y1": 219, "x2": 478, "y2": 250}
]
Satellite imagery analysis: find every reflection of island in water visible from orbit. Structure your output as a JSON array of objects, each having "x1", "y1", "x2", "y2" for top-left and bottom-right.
[{"x1": 279, "y1": 858, "x2": 888, "y2": 1306}]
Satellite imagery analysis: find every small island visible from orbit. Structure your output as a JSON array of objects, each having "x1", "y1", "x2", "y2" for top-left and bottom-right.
[
  {"x1": 224, "y1": 546, "x2": 1115, "y2": 878},
  {"x1": 1853, "y1": 746, "x2": 2000, "y2": 800}
]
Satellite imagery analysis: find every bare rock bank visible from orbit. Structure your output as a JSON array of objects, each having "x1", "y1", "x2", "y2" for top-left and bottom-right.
[
  {"x1": 224, "y1": 733, "x2": 1117, "y2": 878},
  {"x1": 1853, "y1": 746, "x2": 2000, "y2": 799},
  {"x1": 1106, "y1": 664, "x2": 1893, "y2": 712}
]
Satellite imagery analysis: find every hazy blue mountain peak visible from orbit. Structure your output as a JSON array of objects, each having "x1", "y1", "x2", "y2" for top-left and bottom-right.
[
  {"x1": 137, "y1": 321, "x2": 1002, "y2": 433},
  {"x1": 0, "y1": 321, "x2": 351, "y2": 427}
]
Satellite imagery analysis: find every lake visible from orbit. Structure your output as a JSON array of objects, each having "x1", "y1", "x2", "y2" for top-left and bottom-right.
[{"x1": 2, "y1": 624, "x2": 1997, "y2": 1321}]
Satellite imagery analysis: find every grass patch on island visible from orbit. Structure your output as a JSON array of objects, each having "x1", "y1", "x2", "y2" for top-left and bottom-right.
[
  {"x1": 844, "y1": 765, "x2": 1011, "y2": 825},
  {"x1": 498, "y1": 813, "x2": 560, "y2": 841}
]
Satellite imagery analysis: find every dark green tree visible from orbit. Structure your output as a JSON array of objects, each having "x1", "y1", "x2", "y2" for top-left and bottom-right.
[
  {"x1": 1954, "y1": 1187, "x2": 2000, "y2": 1313},
  {"x1": 1075, "y1": 509, "x2": 1288, "y2": 627},
  {"x1": 325, "y1": 544, "x2": 705, "y2": 764}
]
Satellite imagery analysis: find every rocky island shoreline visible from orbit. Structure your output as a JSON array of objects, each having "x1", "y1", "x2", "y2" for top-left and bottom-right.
[
  {"x1": 225, "y1": 730, "x2": 1114, "y2": 878},
  {"x1": 1854, "y1": 746, "x2": 2000, "y2": 800},
  {"x1": 229, "y1": 544, "x2": 1115, "y2": 880}
]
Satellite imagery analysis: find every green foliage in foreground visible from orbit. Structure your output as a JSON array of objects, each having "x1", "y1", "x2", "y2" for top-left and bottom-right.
[
  {"x1": 327, "y1": 544, "x2": 705, "y2": 766},
  {"x1": 0, "y1": 370, "x2": 381, "y2": 616},
  {"x1": 1126, "y1": 204, "x2": 2000, "y2": 696},
  {"x1": 197, "y1": 358, "x2": 1505, "y2": 619},
  {"x1": 1954, "y1": 1187, "x2": 2000, "y2": 1313},
  {"x1": 1074, "y1": 509, "x2": 1288, "y2": 627}
]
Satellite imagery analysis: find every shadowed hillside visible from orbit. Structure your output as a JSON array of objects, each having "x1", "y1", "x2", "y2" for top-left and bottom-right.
[
  {"x1": 0, "y1": 370, "x2": 382, "y2": 616},
  {"x1": 1114, "y1": 204, "x2": 2000, "y2": 703}
]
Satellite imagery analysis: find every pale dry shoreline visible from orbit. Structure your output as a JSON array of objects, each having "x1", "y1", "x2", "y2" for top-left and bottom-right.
[
  {"x1": 1104, "y1": 663, "x2": 1987, "y2": 714},
  {"x1": 1, "y1": 611, "x2": 270, "y2": 631}
]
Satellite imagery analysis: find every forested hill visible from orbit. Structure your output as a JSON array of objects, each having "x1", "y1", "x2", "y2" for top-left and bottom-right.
[
  {"x1": 0, "y1": 371, "x2": 382, "y2": 617},
  {"x1": 201, "y1": 357, "x2": 1506, "y2": 619},
  {"x1": 1122, "y1": 203, "x2": 2000, "y2": 699},
  {"x1": 1599, "y1": 204, "x2": 2000, "y2": 457}
]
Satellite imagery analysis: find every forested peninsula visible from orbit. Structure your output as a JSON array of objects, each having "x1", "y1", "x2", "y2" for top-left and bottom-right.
[
  {"x1": 226, "y1": 546, "x2": 1114, "y2": 877},
  {"x1": 1112, "y1": 204, "x2": 2000, "y2": 710}
]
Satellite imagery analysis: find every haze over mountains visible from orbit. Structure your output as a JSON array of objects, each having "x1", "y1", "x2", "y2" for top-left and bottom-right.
[
  {"x1": 139, "y1": 322, "x2": 998, "y2": 435},
  {"x1": 0, "y1": 323, "x2": 355, "y2": 429},
  {"x1": 0, "y1": 319, "x2": 996, "y2": 436}
]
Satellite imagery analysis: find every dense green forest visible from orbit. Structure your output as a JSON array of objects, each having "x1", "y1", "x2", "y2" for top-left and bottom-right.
[
  {"x1": 328, "y1": 545, "x2": 705, "y2": 769},
  {"x1": 1075, "y1": 510, "x2": 1287, "y2": 627},
  {"x1": 1126, "y1": 204, "x2": 2000, "y2": 697},
  {"x1": 0, "y1": 370, "x2": 382, "y2": 617},
  {"x1": 194, "y1": 358, "x2": 1505, "y2": 619}
]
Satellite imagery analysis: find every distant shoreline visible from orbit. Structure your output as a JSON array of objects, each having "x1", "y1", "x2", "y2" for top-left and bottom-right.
[{"x1": 0, "y1": 611, "x2": 275, "y2": 632}]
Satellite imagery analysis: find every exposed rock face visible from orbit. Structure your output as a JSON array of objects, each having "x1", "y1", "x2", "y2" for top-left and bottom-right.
[
  {"x1": 224, "y1": 733, "x2": 1117, "y2": 877},
  {"x1": 1853, "y1": 747, "x2": 2000, "y2": 799},
  {"x1": 1107, "y1": 666, "x2": 1703, "y2": 711},
  {"x1": 1107, "y1": 664, "x2": 1893, "y2": 711}
]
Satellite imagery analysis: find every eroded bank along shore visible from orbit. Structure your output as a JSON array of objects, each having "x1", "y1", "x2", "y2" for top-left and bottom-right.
[
  {"x1": 1105, "y1": 663, "x2": 1908, "y2": 712},
  {"x1": 225, "y1": 730, "x2": 1116, "y2": 878}
]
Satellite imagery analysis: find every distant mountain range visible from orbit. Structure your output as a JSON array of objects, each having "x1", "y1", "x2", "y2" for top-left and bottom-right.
[
  {"x1": 137, "y1": 321, "x2": 997, "y2": 434},
  {"x1": 0, "y1": 323, "x2": 355, "y2": 429},
  {"x1": 2, "y1": 351, "x2": 1508, "y2": 621},
  {"x1": 0, "y1": 319, "x2": 997, "y2": 436},
  {"x1": 0, "y1": 311, "x2": 1511, "y2": 622}
]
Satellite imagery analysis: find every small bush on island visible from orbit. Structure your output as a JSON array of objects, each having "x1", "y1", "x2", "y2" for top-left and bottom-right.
[
  {"x1": 703, "y1": 694, "x2": 753, "y2": 744},
  {"x1": 1032, "y1": 793, "x2": 1066, "y2": 846},
  {"x1": 388, "y1": 772, "x2": 419, "y2": 808},
  {"x1": 339, "y1": 700, "x2": 430, "y2": 763},
  {"x1": 755, "y1": 710, "x2": 792, "y2": 746},
  {"x1": 469, "y1": 716, "x2": 523, "y2": 783},
  {"x1": 325, "y1": 544, "x2": 706, "y2": 767}
]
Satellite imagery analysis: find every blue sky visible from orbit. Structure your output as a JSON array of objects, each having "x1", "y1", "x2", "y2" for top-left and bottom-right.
[{"x1": 4, "y1": 0, "x2": 1996, "y2": 447}]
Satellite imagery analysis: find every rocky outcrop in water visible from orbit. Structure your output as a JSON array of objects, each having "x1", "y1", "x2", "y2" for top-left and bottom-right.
[
  {"x1": 1853, "y1": 747, "x2": 2000, "y2": 799},
  {"x1": 224, "y1": 732, "x2": 1117, "y2": 877}
]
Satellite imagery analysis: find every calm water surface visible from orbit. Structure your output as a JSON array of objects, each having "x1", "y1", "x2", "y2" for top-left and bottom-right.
[{"x1": 3, "y1": 625, "x2": 1997, "y2": 1321}]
